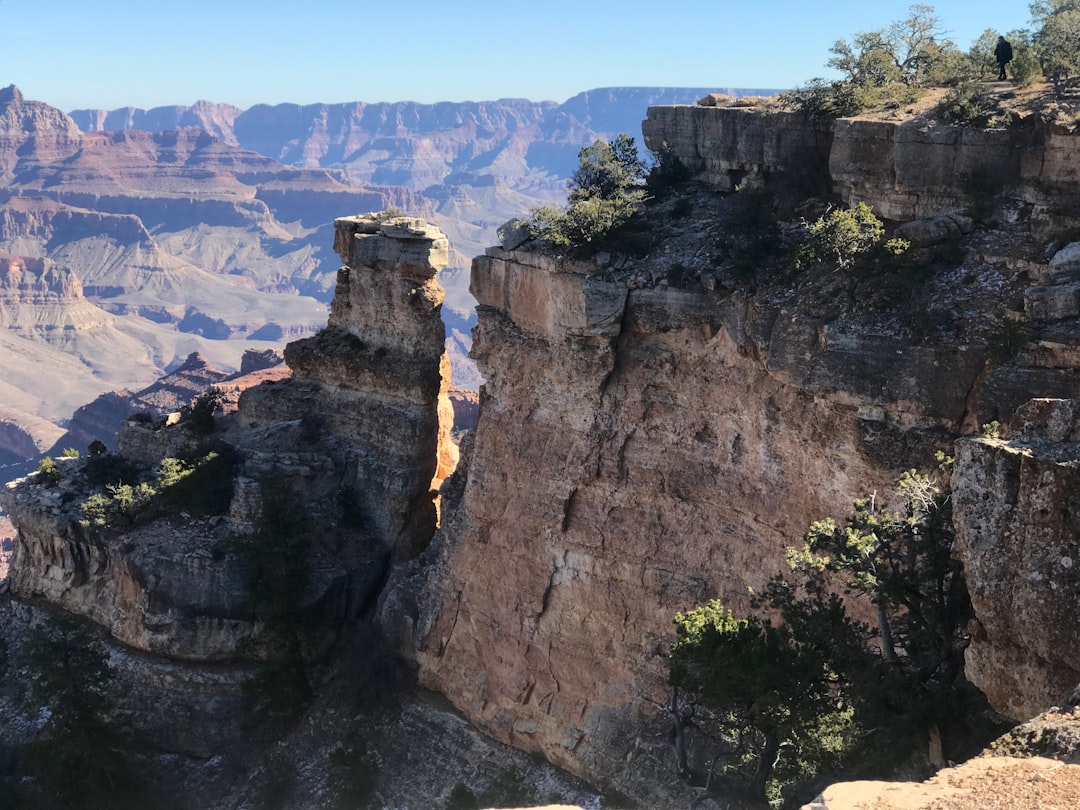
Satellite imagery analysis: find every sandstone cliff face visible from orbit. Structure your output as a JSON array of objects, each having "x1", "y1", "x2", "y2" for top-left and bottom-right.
[
  {"x1": 953, "y1": 398, "x2": 1080, "y2": 721},
  {"x1": 400, "y1": 242, "x2": 1003, "y2": 792},
  {"x1": 391, "y1": 119, "x2": 1080, "y2": 790}
]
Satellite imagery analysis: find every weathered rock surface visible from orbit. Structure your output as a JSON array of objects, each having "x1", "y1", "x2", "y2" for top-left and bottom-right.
[
  {"x1": 240, "y1": 215, "x2": 456, "y2": 560},
  {"x1": 801, "y1": 755, "x2": 1080, "y2": 810},
  {"x1": 0, "y1": 424, "x2": 349, "y2": 662},
  {"x1": 383, "y1": 145, "x2": 1080, "y2": 796},
  {"x1": 643, "y1": 102, "x2": 1080, "y2": 225},
  {"x1": 398, "y1": 240, "x2": 1007, "y2": 795},
  {"x1": 952, "y1": 398, "x2": 1080, "y2": 720},
  {"x1": 0, "y1": 211, "x2": 458, "y2": 773},
  {"x1": 642, "y1": 105, "x2": 833, "y2": 203}
]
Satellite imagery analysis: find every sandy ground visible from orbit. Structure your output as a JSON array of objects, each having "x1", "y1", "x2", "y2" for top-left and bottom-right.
[{"x1": 802, "y1": 756, "x2": 1080, "y2": 809}]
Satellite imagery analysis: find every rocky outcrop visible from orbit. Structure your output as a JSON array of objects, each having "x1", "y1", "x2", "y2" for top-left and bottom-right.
[
  {"x1": 396, "y1": 238, "x2": 1011, "y2": 793},
  {"x1": 0, "y1": 212, "x2": 462, "y2": 776},
  {"x1": 239, "y1": 214, "x2": 456, "y2": 560},
  {"x1": 642, "y1": 105, "x2": 834, "y2": 203},
  {"x1": 0, "y1": 423, "x2": 350, "y2": 662},
  {"x1": 803, "y1": 755, "x2": 1080, "y2": 810},
  {"x1": 952, "y1": 398, "x2": 1080, "y2": 720},
  {"x1": 642, "y1": 103, "x2": 1080, "y2": 224}
]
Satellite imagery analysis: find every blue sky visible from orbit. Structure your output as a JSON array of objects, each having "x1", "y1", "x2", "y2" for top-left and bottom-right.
[{"x1": 1, "y1": 1, "x2": 1035, "y2": 111}]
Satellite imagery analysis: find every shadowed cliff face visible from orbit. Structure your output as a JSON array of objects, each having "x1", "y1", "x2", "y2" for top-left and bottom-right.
[
  {"x1": 239, "y1": 215, "x2": 457, "y2": 560},
  {"x1": 406, "y1": 248, "x2": 982, "y2": 790},
  {"x1": 0, "y1": 216, "x2": 457, "y2": 767}
]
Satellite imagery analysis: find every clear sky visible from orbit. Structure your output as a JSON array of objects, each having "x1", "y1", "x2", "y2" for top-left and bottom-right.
[{"x1": 0, "y1": 1, "x2": 1035, "y2": 111}]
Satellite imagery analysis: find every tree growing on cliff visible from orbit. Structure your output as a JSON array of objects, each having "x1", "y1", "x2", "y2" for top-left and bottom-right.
[
  {"x1": 528, "y1": 133, "x2": 648, "y2": 254},
  {"x1": 827, "y1": 5, "x2": 957, "y2": 88},
  {"x1": 670, "y1": 600, "x2": 867, "y2": 803},
  {"x1": 794, "y1": 203, "x2": 886, "y2": 270},
  {"x1": 670, "y1": 467, "x2": 995, "y2": 806},
  {"x1": 784, "y1": 5, "x2": 964, "y2": 117},
  {"x1": 12, "y1": 617, "x2": 148, "y2": 809}
]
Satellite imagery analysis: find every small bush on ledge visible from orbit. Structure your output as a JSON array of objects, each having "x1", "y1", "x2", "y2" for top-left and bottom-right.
[
  {"x1": 794, "y1": 202, "x2": 885, "y2": 270},
  {"x1": 528, "y1": 133, "x2": 647, "y2": 256}
]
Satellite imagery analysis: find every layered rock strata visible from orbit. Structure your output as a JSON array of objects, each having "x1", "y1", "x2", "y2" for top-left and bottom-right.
[
  {"x1": 239, "y1": 215, "x2": 457, "y2": 560},
  {"x1": 0, "y1": 214, "x2": 457, "y2": 762},
  {"x1": 0, "y1": 424, "x2": 349, "y2": 662},
  {"x1": 642, "y1": 104, "x2": 1080, "y2": 224},
  {"x1": 402, "y1": 244, "x2": 1000, "y2": 791}
]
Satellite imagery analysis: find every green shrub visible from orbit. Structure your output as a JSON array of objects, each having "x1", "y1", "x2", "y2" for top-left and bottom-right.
[
  {"x1": 671, "y1": 469, "x2": 990, "y2": 804},
  {"x1": 646, "y1": 140, "x2": 692, "y2": 197},
  {"x1": 79, "y1": 483, "x2": 155, "y2": 528},
  {"x1": 1033, "y1": 4, "x2": 1080, "y2": 74},
  {"x1": 528, "y1": 134, "x2": 647, "y2": 255},
  {"x1": 1011, "y1": 44, "x2": 1043, "y2": 84},
  {"x1": 181, "y1": 387, "x2": 226, "y2": 435},
  {"x1": 937, "y1": 82, "x2": 993, "y2": 126},
  {"x1": 795, "y1": 203, "x2": 884, "y2": 270},
  {"x1": 779, "y1": 78, "x2": 865, "y2": 118},
  {"x1": 158, "y1": 447, "x2": 238, "y2": 516},
  {"x1": 529, "y1": 195, "x2": 641, "y2": 253},
  {"x1": 35, "y1": 457, "x2": 61, "y2": 486},
  {"x1": 720, "y1": 189, "x2": 783, "y2": 282},
  {"x1": 60, "y1": 447, "x2": 80, "y2": 459}
]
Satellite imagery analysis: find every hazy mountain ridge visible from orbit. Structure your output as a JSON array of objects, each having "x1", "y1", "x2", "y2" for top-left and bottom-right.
[{"x1": 71, "y1": 87, "x2": 774, "y2": 181}]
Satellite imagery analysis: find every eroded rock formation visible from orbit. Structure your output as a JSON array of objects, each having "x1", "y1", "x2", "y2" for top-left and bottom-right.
[
  {"x1": 390, "y1": 102, "x2": 1080, "y2": 793},
  {"x1": 239, "y1": 214, "x2": 457, "y2": 560},
  {"x1": 0, "y1": 214, "x2": 456, "y2": 763},
  {"x1": 397, "y1": 242, "x2": 997, "y2": 791},
  {"x1": 953, "y1": 398, "x2": 1080, "y2": 720}
]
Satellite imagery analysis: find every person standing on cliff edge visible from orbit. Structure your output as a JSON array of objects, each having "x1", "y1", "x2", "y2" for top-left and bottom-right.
[{"x1": 995, "y1": 35, "x2": 1013, "y2": 81}]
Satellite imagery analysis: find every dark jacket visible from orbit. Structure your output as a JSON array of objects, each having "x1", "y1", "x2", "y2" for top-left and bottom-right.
[{"x1": 995, "y1": 39, "x2": 1013, "y2": 64}]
